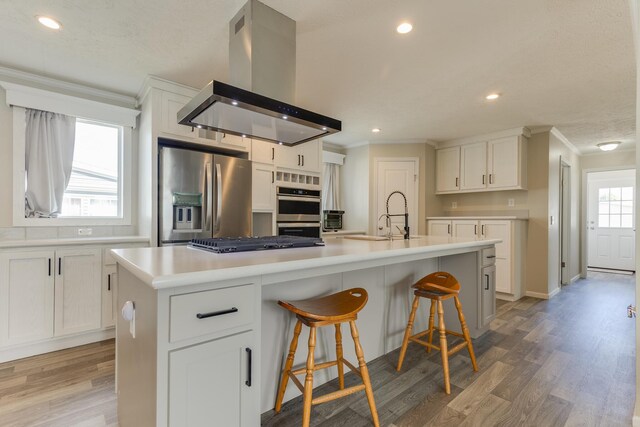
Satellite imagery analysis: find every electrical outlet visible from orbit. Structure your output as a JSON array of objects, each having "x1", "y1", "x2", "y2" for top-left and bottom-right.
[
  {"x1": 451, "y1": 202, "x2": 457, "y2": 209},
  {"x1": 78, "y1": 228, "x2": 93, "y2": 236},
  {"x1": 508, "y1": 198, "x2": 515, "y2": 207}
]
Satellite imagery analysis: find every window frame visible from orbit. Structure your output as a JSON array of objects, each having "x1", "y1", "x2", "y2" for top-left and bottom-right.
[{"x1": 12, "y1": 106, "x2": 133, "y2": 226}]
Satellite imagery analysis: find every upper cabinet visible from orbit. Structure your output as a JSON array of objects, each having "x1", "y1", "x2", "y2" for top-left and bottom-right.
[
  {"x1": 251, "y1": 139, "x2": 276, "y2": 165},
  {"x1": 435, "y1": 134, "x2": 527, "y2": 194},
  {"x1": 275, "y1": 139, "x2": 321, "y2": 173},
  {"x1": 160, "y1": 91, "x2": 198, "y2": 140}
]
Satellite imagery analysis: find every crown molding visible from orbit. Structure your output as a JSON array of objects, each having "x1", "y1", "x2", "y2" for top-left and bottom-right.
[
  {"x1": 550, "y1": 127, "x2": 582, "y2": 155},
  {"x1": 436, "y1": 126, "x2": 531, "y2": 149},
  {"x1": 0, "y1": 65, "x2": 137, "y2": 108},
  {"x1": 137, "y1": 76, "x2": 200, "y2": 102}
]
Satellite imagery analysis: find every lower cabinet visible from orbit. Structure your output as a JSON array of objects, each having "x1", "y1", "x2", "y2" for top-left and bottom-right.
[
  {"x1": 102, "y1": 265, "x2": 118, "y2": 328},
  {"x1": 169, "y1": 331, "x2": 257, "y2": 427},
  {"x1": 481, "y1": 264, "x2": 496, "y2": 326}
]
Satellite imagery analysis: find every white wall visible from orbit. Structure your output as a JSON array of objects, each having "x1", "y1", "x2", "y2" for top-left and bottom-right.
[{"x1": 341, "y1": 145, "x2": 370, "y2": 231}]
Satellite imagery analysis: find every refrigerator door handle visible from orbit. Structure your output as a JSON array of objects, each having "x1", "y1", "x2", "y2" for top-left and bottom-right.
[
  {"x1": 205, "y1": 163, "x2": 213, "y2": 231},
  {"x1": 215, "y1": 163, "x2": 222, "y2": 233}
]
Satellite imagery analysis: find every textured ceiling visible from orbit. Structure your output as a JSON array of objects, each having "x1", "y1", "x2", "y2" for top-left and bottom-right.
[{"x1": 0, "y1": 0, "x2": 635, "y2": 153}]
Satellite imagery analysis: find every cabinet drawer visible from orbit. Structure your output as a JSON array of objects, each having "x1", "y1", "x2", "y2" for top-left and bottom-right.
[
  {"x1": 170, "y1": 284, "x2": 255, "y2": 343},
  {"x1": 481, "y1": 247, "x2": 496, "y2": 267}
]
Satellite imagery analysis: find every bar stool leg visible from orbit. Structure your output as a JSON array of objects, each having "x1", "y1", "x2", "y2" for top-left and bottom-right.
[
  {"x1": 455, "y1": 296, "x2": 478, "y2": 372},
  {"x1": 426, "y1": 299, "x2": 436, "y2": 353},
  {"x1": 396, "y1": 295, "x2": 420, "y2": 372},
  {"x1": 335, "y1": 323, "x2": 345, "y2": 390},
  {"x1": 350, "y1": 321, "x2": 380, "y2": 427},
  {"x1": 437, "y1": 300, "x2": 451, "y2": 394},
  {"x1": 302, "y1": 326, "x2": 317, "y2": 427},
  {"x1": 275, "y1": 320, "x2": 302, "y2": 413}
]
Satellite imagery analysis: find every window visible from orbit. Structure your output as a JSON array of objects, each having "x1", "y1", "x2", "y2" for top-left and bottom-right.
[
  {"x1": 60, "y1": 120, "x2": 122, "y2": 218},
  {"x1": 598, "y1": 187, "x2": 634, "y2": 228}
]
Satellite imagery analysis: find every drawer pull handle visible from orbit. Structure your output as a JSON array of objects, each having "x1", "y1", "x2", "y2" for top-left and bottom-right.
[
  {"x1": 486, "y1": 255, "x2": 496, "y2": 259},
  {"x1": 485, "y1": 274, "x2": 490, "y2": 290},
  {"x1": 196, "y1": 307, "x2": 238, "y2": 319},
  {"x1": 245, "y1": 348, "x2": 252, "y2": 387}
]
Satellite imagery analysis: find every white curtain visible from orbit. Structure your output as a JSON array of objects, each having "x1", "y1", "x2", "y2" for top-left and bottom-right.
[
  {"x1": 24, "y1": 109, "x2": 76, "y2": 218},
  {"x1": 322, "y1": 163, "x2": 340, "y2": 211}
]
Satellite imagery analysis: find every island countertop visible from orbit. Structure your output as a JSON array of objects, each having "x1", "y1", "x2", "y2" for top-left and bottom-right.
[{"x1": 111, "y1": 236, "x2": 500, "y2": 290}]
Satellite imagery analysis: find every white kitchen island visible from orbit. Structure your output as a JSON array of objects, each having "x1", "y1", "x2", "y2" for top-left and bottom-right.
[{"x1": 111, "y1": 236, "x2": 499, "y2": 427}]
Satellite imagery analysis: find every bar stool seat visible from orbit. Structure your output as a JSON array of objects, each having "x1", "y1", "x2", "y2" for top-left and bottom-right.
[
  {"x1": 274, "y1": 288, "x2": 379, "y2": 427},
  {"x1": 396, "y1": 272, "x2": 478, "y2": 394}
]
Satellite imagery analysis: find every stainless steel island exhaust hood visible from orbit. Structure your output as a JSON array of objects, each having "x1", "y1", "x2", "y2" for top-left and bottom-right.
[{"x1": 178, "y1": 0, "x2": 341, "y2": 146}]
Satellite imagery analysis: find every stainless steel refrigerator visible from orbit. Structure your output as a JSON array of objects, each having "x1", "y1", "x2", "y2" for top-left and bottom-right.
[{"x1": 159, "y1": 145, "x2": 252, "y2": 245}]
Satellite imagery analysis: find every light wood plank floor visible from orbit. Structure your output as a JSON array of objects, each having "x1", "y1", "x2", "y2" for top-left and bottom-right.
[{"x1": 0, "y1": 272, "x2": 634, "y2": 426}]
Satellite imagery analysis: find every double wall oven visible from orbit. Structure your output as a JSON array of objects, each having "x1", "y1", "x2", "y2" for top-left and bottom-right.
[{"x1": 276, "y1": 186, "x2": 321, "y2": 238}]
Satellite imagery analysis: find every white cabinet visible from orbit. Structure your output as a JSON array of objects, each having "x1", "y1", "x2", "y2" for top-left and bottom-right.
[
  {"x1": 160, "y1": 91, "x2": 198, "y2": 140},
  {"x1": 169, "y1": 331, "x2": 257, "y2": 426},
  {"x1": 54, "y1": 248, "x2": 102, "y2": 337},
  {"x1": 481, "y1": 264, "x2": 496, "y2": 326},
  {"x1": 0, "y1": 248, "x2": 102, "y2": 346},
  {"x1": 487, "y1": 136, "x2": 526, "y2": 189},
  {"x1": 460, "y1": 142, "x2": 487, "y2": 191},
  {"x1": 275, "y1": 140, "x2": 321, "y2": 172},
  {"x1": 436, "y1": 146, "x2": 460, "y2": 192},
  {"x1": 217, "y1": 133, "x2": 251, "y2": 153},
  {"x1": 0, "y1": 251, "x2": 55, "y2": 346},
  {"x1": 427, "y1": 218, "x2": 526, "y2": 300},
  {"x1": 251, "y1": 139, "x2": 276, "y2": 165},
  {"x1": 435, "y1": 135, "x2": 527, "y2": 194},
  {"x1": 428, "y1": 220, "x2": 451, "y2": 236},
  {"x1": 252, "y1": 163, "x2": 275, "y2": 211},
  {"x1": 102, "y1": 265, "x2": 117, "y2": 328}
]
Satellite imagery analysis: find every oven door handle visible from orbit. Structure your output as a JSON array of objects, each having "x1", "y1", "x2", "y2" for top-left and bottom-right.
[
  {"x1": 277, "y1": 223, "x2": 321, "y2": 227},
  {"x1": 277, "y1": 196, "x2": 321, "y2": 203}
]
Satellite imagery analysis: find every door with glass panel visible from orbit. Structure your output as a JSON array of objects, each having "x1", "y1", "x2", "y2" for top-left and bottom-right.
[{"x1": 587, "y1": 170, "x2": 636, "y2": 271}]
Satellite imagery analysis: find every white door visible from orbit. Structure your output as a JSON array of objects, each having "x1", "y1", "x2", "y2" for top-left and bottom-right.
[
  {"x1": 452, "y1": 220, "x2": 479, "y2": 239},
  {"x1": 54, "y1": 248, "x2": 102, "y2": 336},
  {"x1": 436, "y1": 147, "x2": 460, "y2": 192},
  {"x1": 169, "y1": 331, "x2": 257, "y2": 427},
  {"x1": 161, "y1": 91, "x2": 197, "y2": 139},
  {"x1": 587, "y1": 171, "x2": 636, "y2": 271},
  {"x1": 375, "y1": 159, "x2": 418, "y2": 236},
  {"x1": 460, "y1": 142, "x2": 487, "y2": 190},
  {"x1": 0, "y1": 251, "x2": 55, "y2": 346}
]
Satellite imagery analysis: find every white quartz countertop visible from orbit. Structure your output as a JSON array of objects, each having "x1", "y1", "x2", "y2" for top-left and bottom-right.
[
  {"x1": 322, "y1": 229, "x2": 366, "y2": 236},
  {"x1": 426, "y1": 216, "x2": 528, "y2": 220},
  {"x1": 111, "y1": 236, "x2": 500, "y2": 290},
  {"x1": 0, "y1": 236, "x2": 150, "y2": 249}
]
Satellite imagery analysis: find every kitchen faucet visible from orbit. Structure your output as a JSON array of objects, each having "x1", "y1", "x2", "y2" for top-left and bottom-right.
[{"x1": 385, "y1": 191, "x2": 410, "y2": 240}]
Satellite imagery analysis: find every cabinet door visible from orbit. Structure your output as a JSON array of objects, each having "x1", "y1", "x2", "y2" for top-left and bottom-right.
[
  {"x1": 480, "y1": 221, "x2": 511, "y2": 258},
  {"x1": 252, "y1": 163, "x2": 275, "y2": 211},
  {"x1": 102, "y1": 265, "x2": 117, "y2": 328},
  {"x1": 452, "y1": 220, "x2": 479, "y2": 239},
  {"x1": 428, "y1": 220, "x2": 451, "y2": 236},
  {"x1": 481, "y1": 265, "x2": 496, "y2": 326},
  {"x1": 436, "y1": 147, "x2": 460, "y2": 192},
  {"x1": 0, "y1": 251, "x2": 55, "y2": 346},
  {"x1": 251, "y1": 139, "x2": 275, "y2": 165},
  {"x1": 54, "y1": 248, "x2": 102, "y2": 337},
  {"x1": 218, "y1": 133, "x2": 251, "y2": 152},
  {"x1": 274, "y1": 144, "x2": 300, "y2": 169},
  {"x1": 161, "y1": 91, "x2": 198, "y2": 139},
  {"x1": 299, "y1": 139, "x2": 321, "y2": 172},
  {"x1": 494, "y1": 258, "x2": 511, "y2": 294},
  {"x1": 460, "y1": 142, "x2": 487, "y2": 190},
  {"x1": 488, "y1": 136, "x2": 520, "y2": 189},
  {"x1": 169, "y1": 331, "x2": 258, "y2": 427}
]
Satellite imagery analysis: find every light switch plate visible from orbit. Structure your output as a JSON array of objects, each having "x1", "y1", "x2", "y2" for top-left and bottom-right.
[{"x1": 78, "y1": 228, "x2": 93, "y2": 236}]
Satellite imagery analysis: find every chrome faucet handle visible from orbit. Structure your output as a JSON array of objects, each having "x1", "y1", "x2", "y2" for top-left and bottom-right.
[{"x1": 395, "y1": 225, "x2": 407, "y2": 235}]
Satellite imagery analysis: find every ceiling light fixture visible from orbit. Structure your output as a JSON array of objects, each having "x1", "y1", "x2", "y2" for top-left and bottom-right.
[
  {"x1": 231, "y1": 100, "x2": 238, "y2": 106},
  {"x1": 37, "y1": 16, "x2": 62, "y2": 30},
  {"x1": 397, "y1": 22, "x2": 413, "y2": 34},
  {"x1": 597, "y1": 141, "x2": 621, "y2": 152},
  {"x1": 372, "y1": 128, "x2": 381, "y2": 133},
  {"x1": 485, "y1": 93, "x2": 500, "y2": 100}
]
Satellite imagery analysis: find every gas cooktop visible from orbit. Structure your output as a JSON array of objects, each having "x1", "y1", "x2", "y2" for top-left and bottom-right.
[{"x1": 189, "y1": 236, "x2": 324, "y2": 253}]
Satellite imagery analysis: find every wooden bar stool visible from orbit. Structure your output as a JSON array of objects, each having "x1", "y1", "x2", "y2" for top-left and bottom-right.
[
  {"x1": 274, "y1": 288, "x2": 379, "y2": 427},
  {"x1": 396, "y1": 272, "x2": 478, "y2": 394}
]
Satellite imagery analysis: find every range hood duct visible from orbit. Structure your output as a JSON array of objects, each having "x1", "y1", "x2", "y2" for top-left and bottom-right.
[{"x1": 178, "y1": 0, "x2": 341, "y2": 146}]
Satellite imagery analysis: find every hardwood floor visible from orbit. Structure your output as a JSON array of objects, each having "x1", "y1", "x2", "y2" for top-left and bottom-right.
[{"x1": 0, "y1": 272, "x2": 634, "y2": 426}]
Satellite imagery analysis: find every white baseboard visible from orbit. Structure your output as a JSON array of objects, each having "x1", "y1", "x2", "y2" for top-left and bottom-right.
[
  {"x1": 0, "y1": 328, "x2": 115, "y2": 363},
  {"x1": 525, "y1": 287, "x2": 560, "y2": 300},
  {"x1": 570, "y1": 274, "x2": 581, "y2": 283},
  {"x1": 633, "y1": 414, "x2": 640, "y2": 427},
  {"x1": 496, "y1": 292, "x2": 521, "y2": 302}
]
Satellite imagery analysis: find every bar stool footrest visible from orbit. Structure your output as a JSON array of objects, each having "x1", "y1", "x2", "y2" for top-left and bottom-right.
[
  {"x1": 409, "y1": 337, "x2": 440, "y2": 351},
  {"x1": 311, "y1": 384, "x2": 366, "y2": 405},
  {"x1": 447, "y1": 341, "x2": 469, "y2": 356}
]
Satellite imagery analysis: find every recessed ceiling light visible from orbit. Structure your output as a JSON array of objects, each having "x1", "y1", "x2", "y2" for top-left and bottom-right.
[
  {"x1": 241, "y1": 134, "x2": 246, "y2": 138},
  {"x1": 485, "y1": 93, "x2": 500, "y2": 100},
  {"x1": 372, "y1": 128, "x2": 381, "y2": 133},
  {"x1": 597, "y1": 141, "x2": 621, "y2": 151},
  {"x1": 37, "y1": 16, "x2": 62, "y2": 30},
  {"x1": 397, "y1": 22, "x2": 413, "y2": 34}
]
